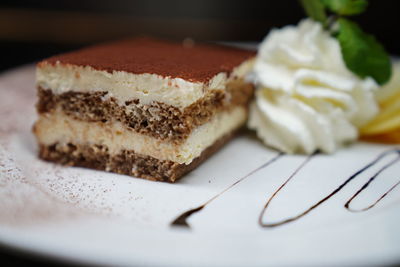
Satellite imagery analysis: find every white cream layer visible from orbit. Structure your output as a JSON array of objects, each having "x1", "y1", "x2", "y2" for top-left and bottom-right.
[
  {"x1": 34, "y1": 107, "x2": 246, "y2": 164},
  {"x1": 36, "y1": 60, "x2": 253, "y2": 109}
]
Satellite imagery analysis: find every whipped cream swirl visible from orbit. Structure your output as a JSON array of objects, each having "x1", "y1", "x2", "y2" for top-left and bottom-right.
[{"x1": 248, "y1": 19, "x2": 379, "y2": 154}]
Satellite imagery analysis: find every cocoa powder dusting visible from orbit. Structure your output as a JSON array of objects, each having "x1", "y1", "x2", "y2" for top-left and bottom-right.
[{"x1": 40, "y1": 37, "x2": 255, "y2": 83}]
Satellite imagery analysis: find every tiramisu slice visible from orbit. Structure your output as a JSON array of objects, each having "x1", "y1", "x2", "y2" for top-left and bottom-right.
[{"x1": 33, "y1": 37, "x2": 255, "y2": 182}]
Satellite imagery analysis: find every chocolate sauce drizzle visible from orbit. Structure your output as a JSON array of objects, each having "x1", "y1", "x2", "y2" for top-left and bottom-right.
[
  {"x1": 259, "y1": 149, "x2": 400, "y2": 228},
  {"x1": 258, "y1": 153, "x2": 316, "y2": 228},
  {"x1": 171, "y1": 153, "x2": 282, "y2": 228},
  {"x1": 344, "y1": 150, "x2": 400, "y2": 212}
]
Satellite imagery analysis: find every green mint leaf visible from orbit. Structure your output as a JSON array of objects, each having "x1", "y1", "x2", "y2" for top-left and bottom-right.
[
  {"x1": 322, "y1": 0, "x2": 368, "y2": 15},
  {"x1": 300, "y1": 0, "x2": 328, "y2": 25},
  {"x1": 336, "y1": 18, "x2": 392, "y2": 85}
]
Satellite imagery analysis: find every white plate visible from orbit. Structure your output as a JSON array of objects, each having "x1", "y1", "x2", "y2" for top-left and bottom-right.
[{"x1": 0, "y1": 65, "x2": 399, "y2": 266}]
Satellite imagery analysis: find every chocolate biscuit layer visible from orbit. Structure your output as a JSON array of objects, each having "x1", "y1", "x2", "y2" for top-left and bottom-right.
[
  {"x1": 40, "y1": 37, "x2": 255, "y2": 83},
  {"x1": 37, "y1": 80, "x2": 253, "y2": 142},
  {"x1": 38, "y1": 132, "x2": 235, "y2": 182}
]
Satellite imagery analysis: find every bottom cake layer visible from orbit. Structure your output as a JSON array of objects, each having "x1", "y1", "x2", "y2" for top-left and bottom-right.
[
  {"x1": 38, "y1": 131, "x2": 235, "y2": 183},
  {"x1": 34, "y1": 107, "x2": 246, "y2": 164}
]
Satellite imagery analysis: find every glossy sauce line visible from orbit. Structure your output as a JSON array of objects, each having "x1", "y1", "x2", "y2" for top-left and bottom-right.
[
  {"x1": 171, "y1": 153, "x2": 282, "y2": 228},
  {"x1": 259, "y1": 149, "x2": 400, "y2": 228},
  {"x1": 345, "y1": 152, "x2": 400, "y2": 212}
]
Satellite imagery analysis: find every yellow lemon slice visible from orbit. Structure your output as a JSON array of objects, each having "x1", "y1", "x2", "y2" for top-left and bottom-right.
[{"x1": 361, "y1": 61, "x2": 400, "y2": 140}]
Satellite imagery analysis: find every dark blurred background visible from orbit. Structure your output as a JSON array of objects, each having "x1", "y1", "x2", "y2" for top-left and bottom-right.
[{"x1": 0, "y1": 0, "x2": 399, "y2": 72}]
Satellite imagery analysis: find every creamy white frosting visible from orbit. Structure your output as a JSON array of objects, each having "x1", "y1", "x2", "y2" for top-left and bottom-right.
[
  {"x1": 37, "y1": 60, "x2": 254, "y2": 110},
  {"x1": 248, "y1": 19, "x2": 379, "y2": 154}
]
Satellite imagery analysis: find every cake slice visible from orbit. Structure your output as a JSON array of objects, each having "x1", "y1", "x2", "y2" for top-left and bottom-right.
[{"x1": 33, "y1": 37, "x2": 255, "y2": 182}]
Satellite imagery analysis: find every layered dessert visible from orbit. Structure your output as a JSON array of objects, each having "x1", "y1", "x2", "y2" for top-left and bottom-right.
[{"x1": 33, "y1": 37, "x2": 255, "y2": 182}]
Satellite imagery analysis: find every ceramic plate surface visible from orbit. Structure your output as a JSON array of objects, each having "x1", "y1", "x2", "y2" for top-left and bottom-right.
[{"x1": 0, "y1": 65, "x2": 399, "y2": 266}]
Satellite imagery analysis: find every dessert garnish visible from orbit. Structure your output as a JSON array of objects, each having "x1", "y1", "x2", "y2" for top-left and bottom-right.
[
  {"x1": 259, "y1": 148, "x2": 400, "y2": 227},
  {"x1": 301, "y1": 0, "x2": 391, "y2": 85},
  {"x1": 172, "y1": 148, "x2": 400, "y2": 229},
  {"x1": 248, "y1": 0, "x2": 393, "y2": 154},
  {"x1": 360, "y1": 61, "x2": 400, "y2": 143}
]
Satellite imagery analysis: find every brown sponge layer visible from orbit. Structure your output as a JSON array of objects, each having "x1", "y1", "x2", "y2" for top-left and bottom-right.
[
  {"x1": 38, "y1": 131, "x2": 235, "y2": 183},
  {"x1": 37, "y1": 79, "x2": 253, "y2": 142}
]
